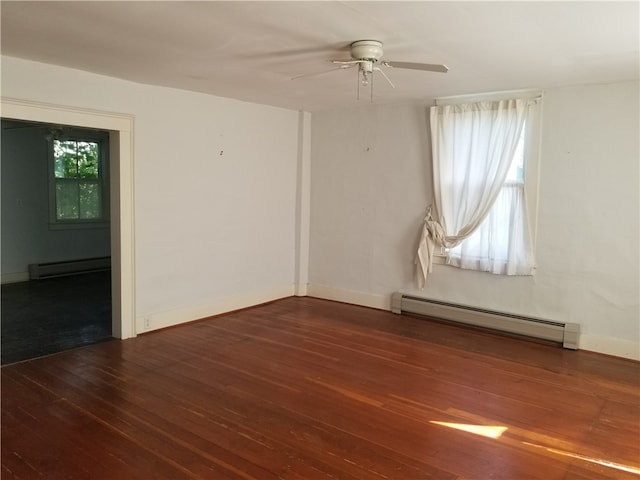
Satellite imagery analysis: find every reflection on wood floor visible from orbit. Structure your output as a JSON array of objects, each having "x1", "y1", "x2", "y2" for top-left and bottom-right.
[{"x1": 2, "y1": 296, "x2": 639, "y2": 479}]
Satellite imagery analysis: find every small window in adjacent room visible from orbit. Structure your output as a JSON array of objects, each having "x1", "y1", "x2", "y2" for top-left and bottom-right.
[{"x1": 49, "y1": 130, "x2": 109, "y2": 228}]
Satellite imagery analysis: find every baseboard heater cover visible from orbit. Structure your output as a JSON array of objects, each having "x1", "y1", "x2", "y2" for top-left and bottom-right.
[
  {"x1": 28, "y1": 257, "x2": 111, "y2": 280},
  {"x1": 391, "y1": 292, "x2": 579, "y2": 350}
]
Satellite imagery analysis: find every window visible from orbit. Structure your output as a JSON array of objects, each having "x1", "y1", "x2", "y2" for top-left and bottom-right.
[
  {"x1": 49, "y1": 130, "x2": 109, "y2": 227},
  {"x1": 418, "y1": 94, "x2": 541, "y2": 283}
]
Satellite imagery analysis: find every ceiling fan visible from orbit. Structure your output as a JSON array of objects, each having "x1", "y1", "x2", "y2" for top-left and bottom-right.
[{"x1": 293, "y1": 40, "x2": 448, "y2": 101}]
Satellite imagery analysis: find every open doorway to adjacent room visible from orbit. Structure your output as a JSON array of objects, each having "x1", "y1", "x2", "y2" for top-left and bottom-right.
[
  {"x1": 0, "y1": 99, "x2": 135, "y2": 364},
  {"x1": 1, "y1": 119, "x2": 113, "y2": 364}
]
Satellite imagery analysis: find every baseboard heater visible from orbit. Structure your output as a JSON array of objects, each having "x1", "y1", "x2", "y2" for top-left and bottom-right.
[
  {"x1": 391, "y1": 292, "x2": 579, "y2": 350},
  {"x1": 28, "y1": 256, "x2": 111, "y2": 280}
]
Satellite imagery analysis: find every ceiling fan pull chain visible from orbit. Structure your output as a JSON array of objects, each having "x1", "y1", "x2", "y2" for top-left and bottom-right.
[{"x1": 370, "y1": 69, "x2": 374, "y2": 103}]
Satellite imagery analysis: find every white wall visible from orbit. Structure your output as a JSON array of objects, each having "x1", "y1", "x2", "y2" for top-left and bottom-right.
[
  {"x1": 1, "y1": 56, "x2": 302, "y2": 333},
  {"x1": 309, "y1": 82, "x2": 640, "y2": 360},
  {"x1": 1, "y1": 122, "x2": 111, "y2": 282},
  {"x1": 309, "y1": 103, "x2": 433, "y2": 306}
]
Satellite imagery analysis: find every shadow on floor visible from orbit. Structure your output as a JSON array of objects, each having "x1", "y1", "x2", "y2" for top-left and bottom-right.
[{"x1": 1, "y1": 271, "x2": 112, "y2": 365}]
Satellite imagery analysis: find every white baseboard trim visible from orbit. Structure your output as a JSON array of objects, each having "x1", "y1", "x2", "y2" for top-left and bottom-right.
[
  {"x1": 134, "y1": 282, "x2": 639, "y2": 362},
  {"x1": 579, "y1": 334, "x2": 640, "y2": 361},
  {"x1": 306, "y1": 284, "x2": 391, "y2": 311},
  {"x1": 295, "y1": 283, "x2": 308, "y2": 297},
  {"x1": 1, "y1": 271, "x2": 29, "y2": 284},
  {"x1": 137, "y1": 284, "x2": 296, "y2": 334},
  {"x1": 308, "y1": 284, "x2": 638, "y2": 361}
]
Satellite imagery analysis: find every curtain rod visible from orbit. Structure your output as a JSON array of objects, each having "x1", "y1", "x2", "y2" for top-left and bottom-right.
[{"x1": 435, "y1": 90, "x2": 543, "y2": 106}]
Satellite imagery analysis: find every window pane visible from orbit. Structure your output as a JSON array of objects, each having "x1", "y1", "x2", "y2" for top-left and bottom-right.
[
  {"x1": 79, "y1": 182, "x2": 101, "y2": 219},
  {"x1": 447, "y1": 184, "x2": 534, "y2": 275},
  {"x1": 53, "y1": 140, "x2": 99, "y2": 179},
  {"x1": 505, "y1": 127, "x2": 525, "y2": 183},
  {"x1": 54, "y1": 140, "x2": 79, "y2": 178},
  {"x1": 56, "y1": 182, "x2": 79, "y2": 219},
  {"x1": 76, "y1": 142, "x2": 99, "y2": 179}
]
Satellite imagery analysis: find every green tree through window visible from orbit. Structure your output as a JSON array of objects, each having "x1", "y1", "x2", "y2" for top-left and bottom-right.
[{"x1": 53, "y1": 139, "x2": 102, "y2": 220}]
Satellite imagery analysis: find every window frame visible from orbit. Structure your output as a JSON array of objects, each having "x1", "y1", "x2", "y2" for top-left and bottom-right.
[{"x1": 48, "y1": 127, "x2": 110, "y2": 230}]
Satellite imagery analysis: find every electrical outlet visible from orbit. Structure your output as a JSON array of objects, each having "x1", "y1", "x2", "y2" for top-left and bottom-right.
[{"x1": 144, "y1": 317, "x2": 150, "y2": 329}]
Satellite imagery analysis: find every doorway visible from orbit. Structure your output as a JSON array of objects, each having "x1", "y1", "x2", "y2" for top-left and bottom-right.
[
  {"x1": 0, "y1": 98, "x2": 136, "y2": 357},
  {"x1": 1, "y1": 119, "x2": 114, "y2": 364}
]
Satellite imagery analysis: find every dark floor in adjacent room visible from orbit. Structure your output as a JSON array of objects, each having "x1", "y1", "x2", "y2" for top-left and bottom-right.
[{"x1": 1, "y1": 271, "x2": 112, "y2": 365}]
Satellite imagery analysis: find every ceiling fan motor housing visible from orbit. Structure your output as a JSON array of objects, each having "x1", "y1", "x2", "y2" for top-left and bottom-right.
[{"x1": 350, "y1": 40, "x2": 384, "y2": 61}]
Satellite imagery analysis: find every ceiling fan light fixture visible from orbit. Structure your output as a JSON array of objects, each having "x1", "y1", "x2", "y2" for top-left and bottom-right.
[{"x1": 359, "y1": 60, "x2": 374, "y2": 87}]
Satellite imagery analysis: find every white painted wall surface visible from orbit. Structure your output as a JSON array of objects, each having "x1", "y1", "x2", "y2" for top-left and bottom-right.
[
  {"x1": 1, "y1": 56, "x2": 301, "y2": 333},
  {"x1": 1, "y1": 123, "x2": 111, "y2": 282},
  {"x1": 309, "y1": 103, "x2": 433, "y2": 309},
  {"x1": 309, "y1": 82, "x2": 639, "y2": 360}
]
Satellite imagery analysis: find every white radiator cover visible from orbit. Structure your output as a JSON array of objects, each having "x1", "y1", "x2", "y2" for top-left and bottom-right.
[
  {"x1": 28, "y1": 257, "x2": 111, "y2": 280},
  {"x1": 391, "y1": 292, "x2": 579, "y2": 350}
]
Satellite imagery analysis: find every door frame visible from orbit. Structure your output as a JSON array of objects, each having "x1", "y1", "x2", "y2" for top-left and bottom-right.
[{"x1": 1, "y1": 97, "x2": 136, "y2": 339}]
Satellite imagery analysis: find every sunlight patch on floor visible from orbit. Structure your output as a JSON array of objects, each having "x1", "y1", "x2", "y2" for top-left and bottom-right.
[{"x1": 430, "y1": 421, "x2": 508, "y2": 439}]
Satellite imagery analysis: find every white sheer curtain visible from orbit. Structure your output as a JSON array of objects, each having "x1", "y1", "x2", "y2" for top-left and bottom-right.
[
  {"x1": 416, "y1": 98, "x2": 531, "y2": 287},
  {"x1": 447, "y1": 183, "x2": 535, "y2": 274}
]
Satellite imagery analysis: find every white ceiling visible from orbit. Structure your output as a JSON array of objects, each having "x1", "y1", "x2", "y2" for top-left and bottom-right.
[{"x1": 1, "y1": 1, "x2": 638, "y2": 112}]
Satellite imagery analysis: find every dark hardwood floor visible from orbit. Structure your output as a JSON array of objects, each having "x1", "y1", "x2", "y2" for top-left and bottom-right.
[
  {"x1": 2, "y1": 296, "x2": 638, "y2": 479},
  {"x1": 1, "y1": 271, "x2": 112, "y2": 365}
]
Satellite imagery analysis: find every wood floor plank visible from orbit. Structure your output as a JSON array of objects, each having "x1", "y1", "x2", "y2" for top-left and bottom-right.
[{"x1": 2, "y1": 297, "x2": 639, "y2": 479}]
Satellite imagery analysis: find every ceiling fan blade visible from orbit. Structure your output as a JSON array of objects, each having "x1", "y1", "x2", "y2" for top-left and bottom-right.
[
  {"x1": 291, "y1": 63, "x2": 355, "y2": 80},
  {"x1": 331, "y1": 59, "x2": 363, "y2": 65},
  {"x1": 243, "y1": 42, "x2": 352, "y2": 60},
  {"x1": 383, "y1": 61, "x2": 449, "y2": 73}
]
